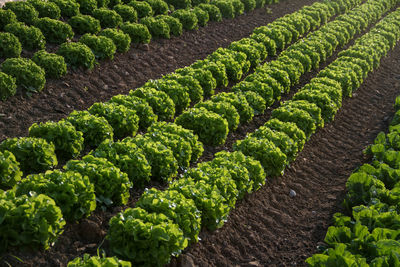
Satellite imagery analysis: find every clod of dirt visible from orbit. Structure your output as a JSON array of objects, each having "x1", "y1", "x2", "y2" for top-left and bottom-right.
[
  {"x1": 178, "y1": 254, "x2": 196, "y2": 267},
  {"x1": 78, "y1": 219, "x2": 105, "y2": 243}
]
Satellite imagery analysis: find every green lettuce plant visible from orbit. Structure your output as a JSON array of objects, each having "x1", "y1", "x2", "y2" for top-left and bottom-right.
[
  {"x1": 0, "y1": 72, "x2": 17, "y2": 101},
  {"x1": 67, "y1": 254, "x2": 131, "y2": 267},
  {"x1": 32, "y1": 50, "x2": 67, "y2": 79},
  {"x1": 113, "y1": 4, "x2": 137, "y2": 22},
  {"x1": 88, "y1": 102, "x2": 139, "y2": 139},
  {"x1": 57, "y1": 42, "x2": 95, "y2": 70},
  {"x1": 80, "y1": 33, "x2": 117, "y2": 60},
  {"x1": 66, "y1": 110, "x2": 114, "y2": 147},
  {"x1": 124, "y1": 135, "x2": 178, "y2": 182},
  {"x1": 120, "y1": 22, "x2": 151, "y2": 43},
  {"x1": 65, "y1": 155, "x2": 132, "y2": 206},
  {"x1": 127, "y1": 1, "x2": 153, "y2": 18},
  {"x1": 141, "y1": 16, "x2": 170, "y2": 39},
  {"x1": 0, "y1": 150, "x2": 22, "y2": 189},
  {"x1": 169, "y1": 177, "x2": 229, "y2": 230},
  {"x1": 15, "y1": 170, "x2": 96, "y2": 221},
  {"x1": 234, "y1": 136, "x2": 287, "y2": 177},
  {"x1": 3, "y1": 1, "x2": 38, "y2": 25},
  {"x1": 100, "y1": 28, "x2": 131, "y2": 53},
  {"x1": 49, "y1": 0, "x2": 80, "y2": 17},
  {"x1": 147, "y1": 121, "x2": 204, "y2": 162},
  {"x1": 1, "y1": 58, "x2": 45, "y2": 93},
  {"x1": 0, "y1": 137, "x2": 57, "y2": 174},
  {"x1": 35, "y1": 18, "x2": 74, "y2": 44},
  {"x1": 68, "y1": 14, "x2": 101, "y2": 35},
  {"x1": 130, "y1": 87, "x2": 175, "y2": 121},
  {"x1": 29, "y1": 120, "x2": 84, "y2": 160},
  {"x1": 137, "y1": 188, "x2": 201, "y2": 243},
  {"x1": 109, "y1": 94, "x2": 157, "y2": 129},
  {"x1": 107, "y1": 207, "x2": 187, "y2": 266},
  {"x1": 175, "y1": 107, "x2": 229, "y2": 146},
  {"x1": 0, "y1": 191, "x2": 65, "y2": 252},
  {"x1": 91, "y1": 139, "x2": 151, "y2": 187},
  {"x1": 93, "y1": 8, "x2": 123, "y2": 28},
  {"x1": 4, "y1": 22, "x2": 45, "y2": 50}
]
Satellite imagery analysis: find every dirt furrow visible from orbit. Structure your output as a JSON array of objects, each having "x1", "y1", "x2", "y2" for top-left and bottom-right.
[
  {"x1": 184, "y1": 40, "x2": 400, "y2": 267},
  {"x1": 0, "y1": 0, "x2": 318, "y2": 142}
]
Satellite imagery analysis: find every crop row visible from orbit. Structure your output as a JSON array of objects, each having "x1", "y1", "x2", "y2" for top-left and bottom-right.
[
  {"x1": 61, "y1": 5, "x2": 400, "y2": 266},
  {"x1": 176, "y1": 0, "x2": 390, "y2": 147},
  {"x1": 0, "y1": 0, "x2": 394, "y2": 264},
  {"x1": 307, "y1": 99, "x2": 400, "y2": 263},
  {"x1": 0, "y1": 0, "x2": 368, "y2": 261},
  {"x1": 0, "y1": 0, "x2": 359, "y2": 248},
  {"x1": 0, "y1": 0, "x2": 351, "y2": 222},
  {"x1": 0, "y1": 0, "x2": 349, "y2": 181},
  {"x1": 0, "y1": 0, "x2": 277, "y2": 100}
]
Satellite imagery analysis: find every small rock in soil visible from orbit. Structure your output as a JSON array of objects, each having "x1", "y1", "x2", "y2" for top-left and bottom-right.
[
  {"x1": 248, "y1": 260, "x2": 262, "y2": 266},
  {"x1": 77, "y1": 243, "x2": 96, "y2": 252},
  {"x1": 289, "y1": 189, "x2": 296, "y2": 198}
]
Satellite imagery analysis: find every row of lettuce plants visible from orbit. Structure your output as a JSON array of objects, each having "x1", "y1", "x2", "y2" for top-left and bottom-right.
[
  {"x1": 0, "y1": 0, "x2": 351, "y2": 180},
  {"x1": 306, "y1": 98, "x2": 400, "y2": 265},
  {"x1": 0, "y1": 0, "x2": 278, "y2": 99},
  {"x1": 0, "y1": 0, "x2": 365, "y2": 260},
  {"x1": 176, "y1": 0, "x2": 389, "y2": 147},
  {"x1": 62, "y1": 5, "x2": 400, "y2": 266}
]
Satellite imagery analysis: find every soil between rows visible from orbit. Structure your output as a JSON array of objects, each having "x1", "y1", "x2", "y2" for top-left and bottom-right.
[
  {"x1": 3, "y1": 1, "x2": 398, "y2": 267},
  {"x1": 0, "y1": 0, "x2": 317, "y2": 142},
  {"x1": 1, "y1": 1, "x2": 325, "y2": 266},
  {"x1": 181, "y1": 40, "x2": 400, "y2": 267}
]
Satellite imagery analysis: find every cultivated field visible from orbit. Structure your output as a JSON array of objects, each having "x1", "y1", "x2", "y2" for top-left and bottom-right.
[{"x1": 1, "y1": 0, "x2": 400, "y2": 266}]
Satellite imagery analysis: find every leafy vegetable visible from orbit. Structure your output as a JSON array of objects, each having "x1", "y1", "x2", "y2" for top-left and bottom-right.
[
  {"x1": 175, "y1": 107, "x2": 229, "y2": 146},
  {"x1": 15, "y1": 170, "x2": 96, "y2": 221},
  {"x1": 0, "y1": 191, "x2": 65, "y2": 252},
  {"x1": 0, "y1": 72, "x2": 17, "y2": 101},
  {"x1": 1, "y1": 57, "x2": 46, "y2": 93},
  {"x1": 80, "y1": 33, "x2": 117, "y2": 60},
  {"x1": 65, "y1": 155, "x2": 132, "y2": 206},
  {"x1": 32, "y1": 50, "x2": 67, "y2": 79},
  {"x1": 137, "y1": 188, "x2": 201, "y2": 243},
  {"x1": 0, "y1": 137, "x2": 57, "y2": 174},
  {"x1": 91, "y1": 139, "x2": 151, "y2": 187},
  {"x1": 35, "y1": 18, "x2": 74, "y2": 44},
  {"x1": 124, "y1": 135, "x2": 178, "y2": 182},
  {"x1": 88, "y1": 102, "x2": 139, "y2": 139},
  {"x1": 66, "y1": 110, "x2": 114, "y2": 147},
  {"x1": 107, "y1": 207, "x2": 187, "y2": 266},
  {"x1": 0, "y1": 150, "x2": 22, "y2": 189},
  {"x1": 57, "y1": 42, "x2": 95, "y2": 70},
  {"x1": 67, "y1": 254, "x2": 131, "y2": 267},
  {"x1": 4, "y1": 22, "x2": 45, "y2": 50},
  {"x1": 29, "y1": 120, "x2": 84, "y2": 160}
]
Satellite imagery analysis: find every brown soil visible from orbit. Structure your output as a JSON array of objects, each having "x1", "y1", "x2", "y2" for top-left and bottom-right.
[
  {"x1": 0, "y1": 1, "x2": 323, "y2": 266},
  {"x1": 0, "y1": 0, "x2": 317, "y2": 142},
  {"x1": 182, "y1": 37, "x2": 400, "y2": 267},
  {"x1": 3, "y1": 1, "x2": 400, "y2": 267}
]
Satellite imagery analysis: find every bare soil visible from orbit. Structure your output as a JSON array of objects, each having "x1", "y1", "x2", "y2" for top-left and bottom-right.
[
  {"x1": 183, "y1": 37, "x2": 400, "y2": 267},
  {"x1": 0, "y1": 0, "x2": 317, "y2": 142},
  {"x1": 3, "y1": 1, "x2": 400, "y2": 267}
]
